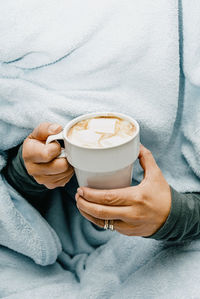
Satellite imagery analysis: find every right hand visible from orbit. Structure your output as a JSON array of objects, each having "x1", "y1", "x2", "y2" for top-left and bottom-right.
[{"x1": 22, "y1": 122, "x2": 74, "y2": 189}]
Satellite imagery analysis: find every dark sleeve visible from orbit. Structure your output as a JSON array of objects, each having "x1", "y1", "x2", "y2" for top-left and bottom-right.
[
  {"x1": 147, "y1": 187, "x2": 200, "y2": 241},
  {"x1": 4, "y1": 145, "x2": 200, "y2": 241},
  {"x1": 2, "y1": 144, "x2": 50, "y2": 213}
]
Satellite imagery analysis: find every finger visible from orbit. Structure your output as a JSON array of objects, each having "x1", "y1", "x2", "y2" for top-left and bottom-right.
[
  {"x1": 40, "y1": 173, "x2": 74, "y2": 189},
  {"x1": 76, "y1": 186, "x2": 134, "y2": 206},
  {"x1": 78, "y1": 208, "x2": 123, "y2": 230},
  {"x1": 138, "y1": 144, "x2": 159, "y2": 177},
  {"x1": 76, "y1": 195, "x2": 130, "y2": 220},
  {"x1": 23, "y1": 139, "x2": 61, "y2": 163},
  {"x1": 29, "y1": 122, "x2": 62, "y2": 141},
  {"x1": 78, "y1": 208, "x2": 105, "y2": 228},
  {"x1": 34, "y1": 168, "x2": 74, "y2": 184},
  {"x1": 30, "y1": 158, "x2": 72, "y2": 175},
  {"x1": 44, "y1": 179, "x2": 70, "y2": 189},
  {"x1": 52, "y1": 169, "x2": 74, "y2": 183}
]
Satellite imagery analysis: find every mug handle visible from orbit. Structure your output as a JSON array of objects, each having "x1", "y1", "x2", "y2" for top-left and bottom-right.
[{"x1": 46, "y1": 131, "x2": 66, "y2": 158}]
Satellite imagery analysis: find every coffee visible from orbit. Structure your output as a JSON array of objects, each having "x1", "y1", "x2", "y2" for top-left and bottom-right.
[{"x1": 67, "y1": 116, "x2": 136, "y2": 148}]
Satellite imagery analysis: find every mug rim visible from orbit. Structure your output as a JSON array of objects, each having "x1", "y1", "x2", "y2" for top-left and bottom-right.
[{"x1": 63, "y1": 112, "x2": 140, "y2": 150}]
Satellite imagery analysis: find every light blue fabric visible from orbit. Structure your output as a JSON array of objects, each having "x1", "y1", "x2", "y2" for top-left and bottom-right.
[{"x1": 0, "y1": 0, "x2": 200, "y2": 298}]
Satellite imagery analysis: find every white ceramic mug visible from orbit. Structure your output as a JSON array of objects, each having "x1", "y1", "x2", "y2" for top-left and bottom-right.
[{"x1": 46, "y1": 112, "x2": 140, "y2": 189}]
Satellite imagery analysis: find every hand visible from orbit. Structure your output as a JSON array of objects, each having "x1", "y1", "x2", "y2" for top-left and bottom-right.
[
  {"x1": 23, "y1": 122, "x2": 74, "y2": 189},
  {"x1": 75, "y1": 145, "x2": 171, "y2": 237}
]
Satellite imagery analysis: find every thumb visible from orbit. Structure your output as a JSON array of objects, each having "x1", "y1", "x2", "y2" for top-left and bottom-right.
[
  {"x1": 138, "y1": 144, "x2": 159, "y2": 178},
  {"x1": 30, "y1": 122, "x2": 62, "y2": 141}
]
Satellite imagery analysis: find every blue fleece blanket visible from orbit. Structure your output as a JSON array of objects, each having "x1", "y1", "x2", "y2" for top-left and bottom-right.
[{"x1": 1, "y1": 0, "x2": 200, "y2": 298}]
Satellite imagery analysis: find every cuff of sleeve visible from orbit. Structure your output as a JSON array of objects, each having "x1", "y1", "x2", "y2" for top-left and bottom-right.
[
  {"x1": 18, "y1": 145, "x2": 47, "y2": 192},
  {"x1": 145, "y1": 186, "x2": 182, "y2": 241},
  {"x1": 5, "y1": 144, "x2": 47, "y2": 193}
]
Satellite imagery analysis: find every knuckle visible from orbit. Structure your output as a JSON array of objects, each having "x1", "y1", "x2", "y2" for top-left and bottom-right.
[
  {"x1": 54, "y1": 160, "x2": 68, "y2": 174},
  {"x1": 26, "y1": 166, "x2": 35, "y2": 176},
  {"x1": 37, "y1": 123, "x2": 43, "y2": 133},
  {"x1": 45, "y1": 184, "x2": 55, "y2": 190},
  {"x1": 34, "y1": 176, "x2": 44, "y2": 185},
  {"x1": 103, "y1": 190, "x2": 116, "y2": 204},
  {"x1": 129, "y1": 206, "x2": 139, "y2": 218},
  {"x1": 138, "y1": 194, "x2": 146, "y2": 205},
  {"x1": 29, "y1": 123, "x2": 49, "y2": 139},
  {"x1": 52, "y1": 179, "x2": 68, "y2": 188},
  {"x1": 39, "y1": 122, "x2": 49, "y2": 132},
  {"x1": 66, "y1": 176, "x2": 72, "y2": 184},
  {"x1": 26, "y1": 164, "x2": 35, "y2": 176},
  {"x1": 129, "y1": 206, "x2": 143, "y2": 222},
  {"x1": 134, "y1": 191, "x2": 146, "y2": 205},
  {"x1": 60, "y1": 181, "x2": 67, "y2": 187}
]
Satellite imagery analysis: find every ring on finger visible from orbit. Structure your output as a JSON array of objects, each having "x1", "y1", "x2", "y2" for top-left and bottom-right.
[
  {"x1": 104, "y1": 220, "x2": 109, "y2": 230},
  {"x1": 108, "y1": 220, "x2": 114, "y2": 231},
  {"x1": 104, "y1": 220, "x2": 115, "y2": 231}
]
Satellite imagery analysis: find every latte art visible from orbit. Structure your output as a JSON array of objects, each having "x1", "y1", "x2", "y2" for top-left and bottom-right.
[{"x1": 67, "y1": 116, "x2": 135, "y2": 148}]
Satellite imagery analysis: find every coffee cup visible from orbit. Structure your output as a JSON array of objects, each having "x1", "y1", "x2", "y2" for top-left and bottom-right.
[{"x1": 46, "y1": 112, "x2": 140, "y2": 189}]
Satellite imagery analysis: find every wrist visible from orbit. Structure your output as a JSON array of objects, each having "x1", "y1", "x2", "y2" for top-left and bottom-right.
[{"x1": 145, "y1": 186, "x2": 181, "y2": 240}]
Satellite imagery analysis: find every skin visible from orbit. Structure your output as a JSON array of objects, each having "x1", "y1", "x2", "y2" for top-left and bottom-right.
[
  {"x1": 23, "y1": 122, "x2": 171, "y2": 237},
  {"x1": 22, "y1": 122, "x2": 74, "y2": 189},
  {"x1": 75, "y1": 145, "x2": 172, "y2": 237}
]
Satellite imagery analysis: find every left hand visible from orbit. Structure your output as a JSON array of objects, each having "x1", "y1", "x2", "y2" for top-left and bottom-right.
[{"x1": 75, "y1": 145, "x2": 172, "y2": 237}]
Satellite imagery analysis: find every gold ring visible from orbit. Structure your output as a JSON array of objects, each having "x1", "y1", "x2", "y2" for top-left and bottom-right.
[
  {"x1": 108, "y1": 220, "x2": 114, "y2": 231},
  {"x1": 104, "y1": 220, "x2": 109, "y2": 230}
]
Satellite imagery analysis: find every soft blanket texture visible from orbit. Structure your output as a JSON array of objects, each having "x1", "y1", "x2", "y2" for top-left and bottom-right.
[{"x1": 0, "y1": 0, "x2": 200, "y2": 298}]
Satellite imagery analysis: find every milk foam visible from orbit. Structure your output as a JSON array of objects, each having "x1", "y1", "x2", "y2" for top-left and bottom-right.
[
  {"x1": 88, "y1": 118, "x2": 116, "y2": 134},
  {"x1": 69, "y1": 130, "x2": 100, "y2": 148},
  {"x1": 67, "y1": 117, "x2": 135, "y2": 148}
]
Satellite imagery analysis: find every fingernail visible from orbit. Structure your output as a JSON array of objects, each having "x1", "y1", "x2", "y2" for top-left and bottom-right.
[
  {"x1": 75, "y1": 193, "x2": 79, "y2": 201},
  {"x1": 77, "y1": 188, "x2": 83, "y2": 197},
  {"x1": 49, "y1": 124, "x2": 61, "y2": 133}
]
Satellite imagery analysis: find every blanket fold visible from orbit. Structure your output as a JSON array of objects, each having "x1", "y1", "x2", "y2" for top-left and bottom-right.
[
  {"x1": 0, "y1": 177, "x2": 62, "y2": 265},
  {"x1": 181, "y1": 0, "x2": 200, "y2": 182}
]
